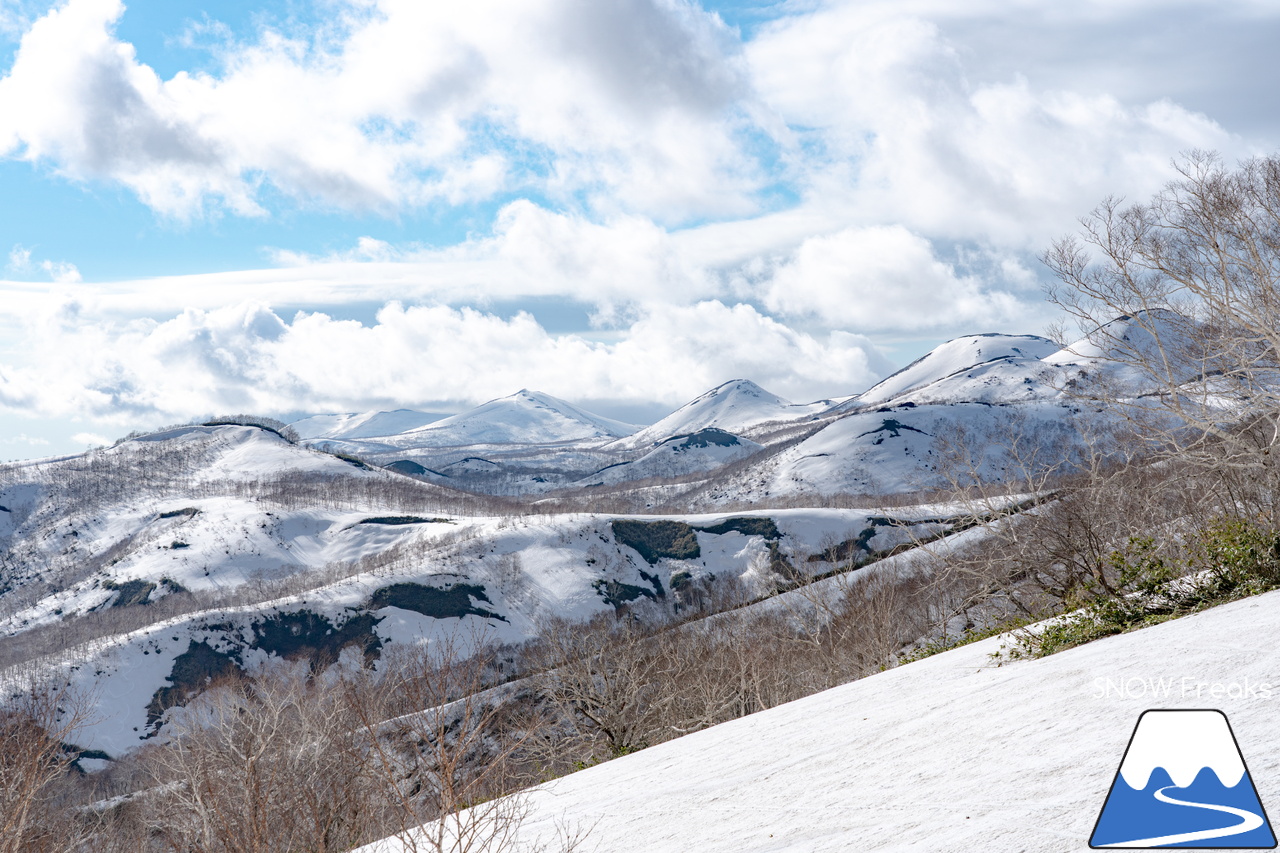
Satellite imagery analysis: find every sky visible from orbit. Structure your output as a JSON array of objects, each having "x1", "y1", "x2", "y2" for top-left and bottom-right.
[{"x1": 0, "y1": 0, "x2": 1277, "y2": 457}]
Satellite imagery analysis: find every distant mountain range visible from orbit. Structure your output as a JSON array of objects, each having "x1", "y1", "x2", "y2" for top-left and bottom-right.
[
  {"x1": 0, "y1": 313, "x2": 1208, "y2": 760},
  {"x1": 288, "y1": 318, "x2": 1157, "y2": 501}
]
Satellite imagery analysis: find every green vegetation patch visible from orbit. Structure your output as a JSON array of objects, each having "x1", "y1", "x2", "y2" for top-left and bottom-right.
[
  {"x1": 251, "y1": 610, "x2": 384, "y2": 668},
  {"x1": 594, "y1": 570, "x2": 664, "y2": 610},
  {"x1": 999, "y1": 518, "x2": 1280, "y2": 661},
  {"x1": 357, "y1": 515, "x2": 452, "y2": 526},
  {"x1": 807, "y1": 516, "x2": 907, "y2": 565},
  {"x1": 105, "y1": 579, "x2": 156, "y2": 608},
  {"x1": 675, "y1": 428, "x2": 740, "y2": 448},
  {"x1": 146, "y1": 640, "x2": 241, "y2": 727},
  {"x1": 326, "y1": 450, "x2": 371, "y2": 469},
  {"x1": 611, "y1": 519, "x2": 701, "y2": 564},
  {"x1": 368, "y1": 582, "x2": 506, "y2": 622},
  {"x1": 594, "y1": 579, "x2": 657, "y2": 609},
  {"x1": 693, "y1": 516, "x2": 781, "y2": 540},
  {"x1": 385, "y1": 460, "x2": 429, "y2": 476}
]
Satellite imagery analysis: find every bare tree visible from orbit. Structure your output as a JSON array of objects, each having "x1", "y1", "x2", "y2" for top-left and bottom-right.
[
  {"x1": 1043, "y1": 150, "x2": 1280, "y2": 520},
  {"x1": 529, "y1": 614, "x2": 667, "y2": 765},
  {"x1": 0, "y1": 682, "x2": 93, "y2": 853},
  {"x1": 146, "y1": 663, "x2": 379, "y2": 853},
  {"x1": 351, "y1": 637, "x2": 543, "y2": 853}
]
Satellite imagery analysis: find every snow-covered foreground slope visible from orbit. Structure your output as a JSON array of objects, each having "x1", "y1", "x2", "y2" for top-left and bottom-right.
[{"x1": 365, "y1": 591, "x2": 1280, "y2": 853}]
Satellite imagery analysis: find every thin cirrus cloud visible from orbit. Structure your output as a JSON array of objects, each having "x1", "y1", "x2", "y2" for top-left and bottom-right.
[{"x1": 0, "y1": 0, "x2": 1274, "y2": 448}]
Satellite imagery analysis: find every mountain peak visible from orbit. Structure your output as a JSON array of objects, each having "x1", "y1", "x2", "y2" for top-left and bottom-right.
[{"x1": 379, "y1": 390, "x2": 639, "y2": 447}]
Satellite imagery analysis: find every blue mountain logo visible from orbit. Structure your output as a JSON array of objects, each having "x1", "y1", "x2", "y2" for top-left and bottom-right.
[{"x1": 1091, "y1": 710, "x2": 1276, "y2": 848}]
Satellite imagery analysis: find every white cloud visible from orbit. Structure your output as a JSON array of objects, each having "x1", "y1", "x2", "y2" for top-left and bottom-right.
[
  {"x1": 762, "y1": 225, "x2": 1029, "y2": 332},
  {"x1": 0, "y1": 298, "x2": 891, "y2": 423},
  {"x1": 747, "y1": 2, "x2": 1239, "y2": 248},
  {"x1": 40, "y1": 259, "x2": 81, "y2": 282},
  {"x1": 7, "y1": 244, "x2": 31, "y2": 271},
  {"x1": 2, "y1": 0, "x2": 1279, "y2": 446},
  {"x1": 70, "y1": 431, "x2": 110, "y2": 446},
  {"x1": 7, "y1": 243, "x2": 80, "y2": 281},
  {"x1": 0, "y1": 0, "x2": 759, "y2": 220}
]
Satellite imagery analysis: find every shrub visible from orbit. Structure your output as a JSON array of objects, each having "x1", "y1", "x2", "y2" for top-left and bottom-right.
[
  {"x1": 610, "y1": 519, "x2": 700, "y2": 564},
  {"x1": 1000, "y1": 517, "x2": 1280, "y2": 660}
]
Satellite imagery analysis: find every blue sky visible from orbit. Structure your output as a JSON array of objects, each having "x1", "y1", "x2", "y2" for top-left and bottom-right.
[{"x1": 0, "y1": 0, "x2": 1278, "y2": 457}]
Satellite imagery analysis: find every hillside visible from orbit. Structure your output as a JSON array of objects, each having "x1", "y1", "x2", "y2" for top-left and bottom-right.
[
  {"x1": 291, "y1": 409, "x2": 448, "y2": 440},
  {"x1": 363, "y1": 588, "x2": 1280, "y2": 853},
  {"x1": 609, "y1": 380, "x2": 832, "y2": 451},
  {"x1": 0, "y1": 422, "x2": 963, "y2": 756},
  {"x1": 340, "y1": 390, "x2": 639, "y2": 448}
]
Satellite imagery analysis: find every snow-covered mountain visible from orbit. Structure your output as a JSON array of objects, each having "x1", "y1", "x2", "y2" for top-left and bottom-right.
[
  {"x1": 290, "y1": 409, "x2": 448, "y2": 440},
  {"x1": 611, "y1": 380, "x2": 831, "y2": 451},
  {"x1": 278, "y1": 323, "x2": 1173, "y2": 501},
  {"x1": 855, "y1": 333, "x2": 1061, "y2": 406},
  {"x1": 582, "y1": 428, "x2": 765, "y2": 486},
  {"x1": 0, "y1": 423, "x2": 963, "y2": 755},
  {"x1": 352, "y1": 389, "x2": 640, "y2": 448}
]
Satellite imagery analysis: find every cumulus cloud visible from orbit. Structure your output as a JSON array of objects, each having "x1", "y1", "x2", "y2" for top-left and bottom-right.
[
  {"x1": 0, "y1": 299, "x2": 890, "y2": 424},
  {"x1": 762, "y1": 225, "x2": 1028, "y2": 332},
  {"x1": 747, "y1": 2, "x2": 1238, "y2": 247},
  {"x1": 0, "y1": 0, "x2": 759, "y2": 219}
]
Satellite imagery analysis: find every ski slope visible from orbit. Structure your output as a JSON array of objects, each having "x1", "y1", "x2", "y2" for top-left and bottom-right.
[{"x1": 364, "y1": 590, "x2": 1280, "y2": 853}]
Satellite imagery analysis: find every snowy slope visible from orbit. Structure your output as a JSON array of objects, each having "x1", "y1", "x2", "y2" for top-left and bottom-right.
[
  {"x1": 290, "y1": 409, "x2": 448, "y2": 440},
  {"x1": 612, "y1": 380, "x2": 830, "y2": 450},
  {"x1": 0, "y1": 424, "x2": 476, "y2": 636},
  {"x1": 5, "y1": 490, "x2": 947, "y2": 756},
  {"x1": 582, "y1": 429, "x2": 764, "y2": 486},
  {"x1": 854, "y1": 333, "x2": 1062, "y2": 407},
  {"x1": 365, "y1": 588, "x2": 1280, "y2": 853},
  {"x1": 1044, "y1": 310, "x2": 1207, "y2": 392},
  {"x1": 364, "y1": 390, "x2": 640, "y2": 448},
  {"x1": 701, "y1": 400, "x2": 1091, "y2": 503}
]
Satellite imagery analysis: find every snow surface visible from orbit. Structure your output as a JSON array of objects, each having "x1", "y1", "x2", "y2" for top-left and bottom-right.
[
  {"x1": 5, "y1": 496, "x2": 933, "y2": 756},
  {"x1": 290, "y1": 409, "x2": 448, "y2": 440},
  {"x1": 856, "y1": 334, "x2": 1061, "y2": 406},
  {"x1": 611, "y1": 380, "x2": 830, "y2": 450},
  {"x1": 582, "y1": 429, "x2": 764, "y2": 486},
  {"x1": 362, "y1": 589, "x2": 1280, "y2": 853},
  {"x1": 364, "y1": 390, "x2": 639, "y2": 448}
]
